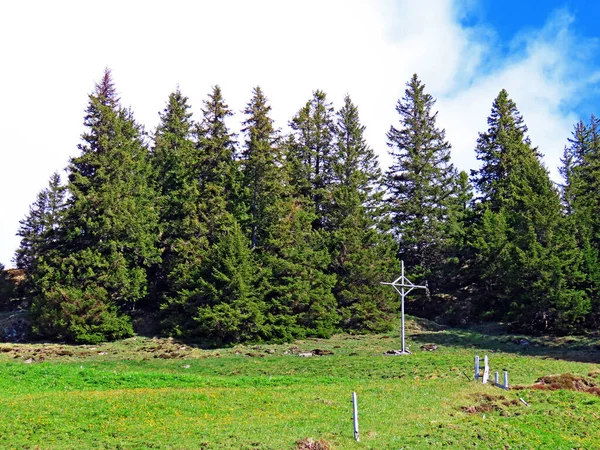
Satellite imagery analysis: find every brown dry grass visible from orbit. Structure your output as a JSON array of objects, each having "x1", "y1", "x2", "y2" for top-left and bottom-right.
[
  {"x1": 514, "y1": 373, "x2": 600, "y2": 396},
  {"x1": 296, "y1": 437, "x2": 331, "y2": 450}
]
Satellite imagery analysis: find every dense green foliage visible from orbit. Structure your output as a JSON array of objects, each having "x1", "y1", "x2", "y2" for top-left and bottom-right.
[
  {"x1": 27, "y1": 70, "x2": 160, "y2": 343},
  {"x1": 13, "y1": 69, "x2": 600, "y2": 343},
  {"x1": 330, "y1": 95, "x2": 398, "y2": 331},
  {"x1": 15, "y1": 172, "x2": 66, "y2": 278},
  {"x1": 468, "y1": 90, "x2": 589, "y2": 333},
  {"x1": 385, "y1": 75, "x2": 464, "y2": 318},
  {"x1": 0, "y1": 263, "x2": 14, "y2": 306}
]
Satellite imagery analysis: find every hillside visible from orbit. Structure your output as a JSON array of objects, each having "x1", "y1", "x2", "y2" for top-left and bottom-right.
[{"x1": 0, "y1": 318, "x2": 599, "y2": 449}]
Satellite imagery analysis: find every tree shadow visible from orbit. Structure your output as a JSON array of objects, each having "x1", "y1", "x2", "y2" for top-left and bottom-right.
[{"x1": 411, "y1": 327, "x2": 600, "y2": 364}]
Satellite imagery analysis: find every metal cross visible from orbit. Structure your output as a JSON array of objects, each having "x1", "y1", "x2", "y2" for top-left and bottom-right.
[{"x1": 380, "y1": 261, "x2": 428, "y2": 355}]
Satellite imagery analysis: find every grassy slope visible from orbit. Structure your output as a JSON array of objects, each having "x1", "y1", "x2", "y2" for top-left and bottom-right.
[{"x1": 1, "y1": 319, "x2": 599, "y2": 449}]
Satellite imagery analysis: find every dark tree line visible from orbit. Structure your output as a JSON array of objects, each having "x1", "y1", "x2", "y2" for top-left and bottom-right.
[{"x1": 8, "y1": 69, "x2": 600, "y2": 343}]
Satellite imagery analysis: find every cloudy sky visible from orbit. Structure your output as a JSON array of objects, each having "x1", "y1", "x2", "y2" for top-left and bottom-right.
[{"x1": 1, "y1": 0, "x2": 599, "y2": 267}]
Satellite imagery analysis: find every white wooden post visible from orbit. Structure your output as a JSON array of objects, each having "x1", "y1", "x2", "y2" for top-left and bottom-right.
[
  {"x1": 482, "y1": 355, "x2": 490, "y2": 384},
  {"x1": 352, "y1": 392, "x2": 359, "y2": 442},
  {"x1": 474, "y1": 355, "x2": 480, "y2": 381},
  {"x1": 503, "y1": 371, "x2": 509, "y2": 390},
  {"x1": 494, "y1": 371, "x2": 499, "y2": 385}
]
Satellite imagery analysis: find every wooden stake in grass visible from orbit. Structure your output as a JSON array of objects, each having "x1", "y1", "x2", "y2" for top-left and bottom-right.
[
  {"x1": 352, "y1": 392, "x2": 359, "y2": 442},
  {"x1": 482, "y1": 355, "x2": 490, "y2": 384}
]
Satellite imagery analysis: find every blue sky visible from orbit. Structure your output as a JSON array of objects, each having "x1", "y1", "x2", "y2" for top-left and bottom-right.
[
  {"x1": 474, "y1": 0, "x2": 600, "y2": 44},
  {"x1": 0, "y1": 0, "x2": 599, "y2": 267},
  {"x1": 462, "y1": 0, "x2": 600, "y2": 116}
]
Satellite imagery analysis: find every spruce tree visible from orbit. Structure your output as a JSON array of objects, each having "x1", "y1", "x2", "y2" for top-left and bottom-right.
[
  {"x1": 15, "y1": 172, "x2": 66, "y2": 278},
  {"x1": 447, "y1": 171, "x2": 473, "y2": 252},
  {"x1": 288, "y1": 90, "x2": 336, "y2": 229},
  {"x1": 559, "y1": 120, "x2": 588, "y2": 214},
  {"x1": 195, "y1": 85, "x2": 241, "y2": 229},
  {"x1": 440, "y1": 170, "x2": 475, "y2": 323},
  {"x1": 328, "y1": 95, "x2": 399, "y2": 332},
  {"x1": 31, "y1": 69, "x2": 160, "y2": 343},
  {"x1": 262, "y1": 195, "x2": 339, "y2": 340},
  {"x1": 564, "y1": 116, "x2": 600, "y2": 236},
  {"x1": 559, "y1": 116, "x2": 600, "y2": 326},
  {"x1": 159, "y1": 86, "x2": 265, "y2": 342},
  {"x1": 470, "y1": 90, "x2": 589, "y2": 332},
  {"x1": 471, "y1": 89, "x2": 536, "y2": 211},
  {"x1": 332, "y1": 95, "x2": 381, "y2": 205},
  {"x1": 150, "y1": 89, "x2": 199, "y2": 307},
  {"x1": 385, "y1": 74, "x2": 458, "y2": 314},
  {"x1": 240, "y1": 86, "x2": 282, "y2": 249},
  {"x1": 191, "y1": 222, "x2": 268, "y2": 343},
  {"x1": 152, "y1": 89, "x2": 196, "y2": 236}
]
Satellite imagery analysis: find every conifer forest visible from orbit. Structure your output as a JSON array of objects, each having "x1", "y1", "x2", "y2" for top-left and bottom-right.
[{"x1": 4, "y1": 69, "x2": 600, "y2": 344}]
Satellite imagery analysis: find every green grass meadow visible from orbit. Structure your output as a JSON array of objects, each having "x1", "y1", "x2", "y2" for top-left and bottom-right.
[{"x1": 1, "y1": 319, "x2": 600, "y2": 449}]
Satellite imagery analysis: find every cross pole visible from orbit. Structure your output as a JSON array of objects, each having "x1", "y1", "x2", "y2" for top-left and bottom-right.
[{"x1": 380, "y1": 261, "x2": 428, "y2": 354}]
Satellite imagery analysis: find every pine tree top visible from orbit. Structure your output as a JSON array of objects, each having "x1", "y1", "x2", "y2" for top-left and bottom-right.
[
  {"x1": 471, "y1": 89, "x2": 543, "y2": 209},
  {"x1": 94, "y1": 68, "x2": 119, "y2": 108},
  {"x1": 156, "y1": 89, "x2": 194, "y2": 138},
  {"x1": 242, "y1": 86, "x2": 278, "y2": 157}
]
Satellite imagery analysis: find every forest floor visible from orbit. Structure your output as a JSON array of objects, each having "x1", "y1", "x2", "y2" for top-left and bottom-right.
[{"x1": 1, "y1": 317, "x2": 600, "y2": 449}]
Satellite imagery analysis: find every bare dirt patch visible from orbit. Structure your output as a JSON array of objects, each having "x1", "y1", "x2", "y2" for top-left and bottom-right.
[
  {"x1": 0, "y1": 336, "x2": 197, "y2": 363},
  {"x1": 420, "y1": 344, "x2": 439, "y2": 351},
  {"x1": 311, "y1": 349, "x2": 334, "y2": 356},
  {"x1": 461, "y1": 393, "x2": 520, "y2": 414},
  {"x1": 296, "y1": 437, "x2": 331, "y2": 450},
  {"x1": 140, "y1": 339, "x2": 192, "y2": 359},
  {"x1": 0, "y1": 344, "x2": 82, "y2": 362},
  {"x1": 514, "y1": 373, "x2": 600, "y2": 395}
]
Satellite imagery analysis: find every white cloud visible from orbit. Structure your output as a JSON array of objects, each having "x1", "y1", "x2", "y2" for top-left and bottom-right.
[
  {"x1": 438, "y1": 9, "x2": 596, "y2": 181},
  {"x1": 0, "y1": 1, "x2": 597, "y2": 266}
]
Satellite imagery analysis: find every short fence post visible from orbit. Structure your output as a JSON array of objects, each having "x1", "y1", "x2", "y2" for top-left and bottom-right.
[
  {"x1": 503, "y1": 371, "x2": 509, "y2": 390},
  {"x1": 494, "y1": 372, "x2": 499, "y2": 385},
  {"x1": 352, "y1": 392, "x2": 359, "y2": 442},
  {"x1": 482, "y1": 355, "x2": 490, "y2": 384},
  {"x1": 474, "y1": 356, "x2": 480, "y2": 381}
]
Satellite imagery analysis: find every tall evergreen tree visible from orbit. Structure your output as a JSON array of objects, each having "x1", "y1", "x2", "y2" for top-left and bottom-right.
[
  {"x1": 31, "y1": 69, "x2": 160, "y2": 343},
  {"x1": 196, "y1": 85, "x2": 241, "y2": 229},
  {"x1": 150, "y1": 89, "x2": 199, "y2": 306},
  {"x1": 385, "y1": 74, "x2": 458, "y2": 300},
  {"x1": 240, "y1": 86, "x2": 282, "y2": 249},
  {"x1": 559, "y1": 116, "x2": 600, "y2": 326},
  {"x1": 159, "y1": 86, "x2": 265, "y2": 341},
  {"x1": 262, "y1": 195, "x2": 339, "y2": 340},
  {"x1": 470, "y1": 89, "x2": 536, "y2": 211},
  {"x1": 15, "y1": 172, "x2": 66, "y2": 278},
  {"x1": 437, "y1": 170, "x2": 476, "y2": 324},
  {"x1": 471, "y1": 90, "x2": 589, "y2": 332},
  {"x1": 332, "y1": 95, "x2": 381, "y2": 204},
  {"x1": 152, "y1": 89, "x2": 196, "y2": 233},
  {"x1": 447, "y1": 171, "x2": 473, "y2": 252},
  {"x1": 190, "y1": 222, "x2": 268, "y2": 343},
  {"x1": 288, "y1": 90, "x2": 336, "y2": 229},
  {"x1": 328, "y1": 95, "x2": 399, "y2": 331},
  {"x1": 559, "y1": 120, "x2": 589, "y2": 214}
]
